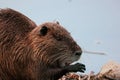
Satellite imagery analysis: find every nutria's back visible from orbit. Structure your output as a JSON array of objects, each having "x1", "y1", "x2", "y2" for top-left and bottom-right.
[
  {"x1": 0, "y1": 8, "x2": 86, "y2": 80},
  {"x1": 0, "y1": 8, "x2": 36, "y2": 52}
]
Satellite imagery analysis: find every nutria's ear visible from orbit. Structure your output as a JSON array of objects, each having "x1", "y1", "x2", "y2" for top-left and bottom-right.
[
  {"x1": 55, "y1": 21, "x2": 60, "y2": 25},
  {"x1": 40, "y1": 26, "x2": 48, "y2": 36}
]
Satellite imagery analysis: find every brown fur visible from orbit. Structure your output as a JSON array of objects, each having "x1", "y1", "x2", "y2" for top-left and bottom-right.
[{"x1": 0, "y1": 8, "x2": 84, "y2": 80}]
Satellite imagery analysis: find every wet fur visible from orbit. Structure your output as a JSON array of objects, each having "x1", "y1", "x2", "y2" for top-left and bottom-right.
[{"x1": 0, "y1": 8, "x2": 85, "y2": 80}]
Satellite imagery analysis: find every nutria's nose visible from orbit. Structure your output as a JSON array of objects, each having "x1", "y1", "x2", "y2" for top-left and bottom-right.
[{"x1": 75, "y1": 51, "x2": 82, "y2": 56}]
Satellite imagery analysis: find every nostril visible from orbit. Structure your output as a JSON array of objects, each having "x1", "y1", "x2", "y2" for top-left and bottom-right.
[{"x1": 75, "y1": 51, "x2": 82, "y2": 56}]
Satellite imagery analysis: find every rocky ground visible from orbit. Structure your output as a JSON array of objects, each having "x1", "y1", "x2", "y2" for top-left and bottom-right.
[{"x1": 59, "y1": 61, "x2": 120, "y2": 80}]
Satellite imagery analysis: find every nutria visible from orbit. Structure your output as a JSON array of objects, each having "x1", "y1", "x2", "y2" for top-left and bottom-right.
[{"x1": 0, "y1": 8, "x2": 86, "y2": 80}]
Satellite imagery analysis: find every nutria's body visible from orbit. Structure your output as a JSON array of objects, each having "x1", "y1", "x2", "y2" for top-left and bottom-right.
[{"x1": 0, "y1": 8, "x2": 85, "y2": 80}]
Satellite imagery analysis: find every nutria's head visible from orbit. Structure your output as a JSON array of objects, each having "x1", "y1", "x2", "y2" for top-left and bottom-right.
[{"x1": 29, "y1": 22, "x2": 82, "y2": 68}]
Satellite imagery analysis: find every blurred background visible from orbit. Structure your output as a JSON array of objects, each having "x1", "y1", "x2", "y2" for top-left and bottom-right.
[{"x1": 0, "y1": 0, "x2": 120, "y2": 74}]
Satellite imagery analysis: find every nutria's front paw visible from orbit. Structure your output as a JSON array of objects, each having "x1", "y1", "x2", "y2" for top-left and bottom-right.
[{"x1": 64, "y1": 63, "x2": 86, "y2": 73}]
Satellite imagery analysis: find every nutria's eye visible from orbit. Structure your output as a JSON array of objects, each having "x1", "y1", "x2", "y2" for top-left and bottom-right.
[{"x1": 40, "y1": 26, "x2": 48, "y2": 36}]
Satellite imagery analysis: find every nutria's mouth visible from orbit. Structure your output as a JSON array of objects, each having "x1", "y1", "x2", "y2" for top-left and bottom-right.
[
  {"x1": 59, "y1": 61, "x2": 72, "y2": 67},
  {"x1": 59, "y1": 57, "x2": 80, "y2": 67}
]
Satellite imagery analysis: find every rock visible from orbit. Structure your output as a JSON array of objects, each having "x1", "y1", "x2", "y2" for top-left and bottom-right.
[{"x1": 96, "y1": 61, "x2": 120, "y2": 80}]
